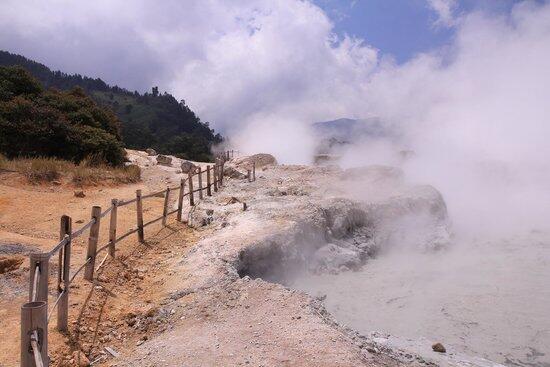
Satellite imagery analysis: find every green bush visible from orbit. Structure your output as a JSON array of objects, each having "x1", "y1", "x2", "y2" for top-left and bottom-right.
[{"x1": 0, "y1": 66, "x2": 126, "y2": 166}]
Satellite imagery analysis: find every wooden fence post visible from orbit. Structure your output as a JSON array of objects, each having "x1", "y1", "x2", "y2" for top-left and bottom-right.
[
  {"x1": 219, "y1": 160, "x2": 224, "y2": 186},
  {"x1": 84, "y1": 206, "x2": 101, "y2": 281},
  {"x1": 21, "y1": 301, "x2": 48, "y2": 367},
  {"x1": 57, "y1": 215, "x2": 71, "y2": 332},
  {"x1": 177, "y1": 178, "x2": 186, "y2": 222},
  {"x1": 162, "y1": 187, "x2": 170, "y2": 226},
  {"x1": 226, "y1": 150, "x2": 230, "y2": 160},
  {"x1": 136, "y1": 190, "x2": 144, "y2": 243},
  {"x1": 188, "y1": 172, "x2": 195, "y2": 206},
  {"x1": 213, "y1": 162, "x2": 218, "y2": 192},
  {"x1": 108, "y1": 199, "x2": 118, "y2": 257},
  {"x1": 29, "y1": 253, "x2": 49, "y2": 303},
  {"x1": 206, "y1": 166, "x2": 212, "y2": 196},
  {"x1": 247, "y1": 169, "x2": 252, "y2": 182},
  {"x1": 253, "y1": 162, "x2": 256, "y2": 181},
  {"x1": 197, "y1": 167, "x2": 203, "y2": 200}
]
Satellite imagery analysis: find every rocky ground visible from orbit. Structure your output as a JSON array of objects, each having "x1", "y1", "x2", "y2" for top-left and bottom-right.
[{"x1": 0, "y1": 150, "x2": 502, "y2": 366}]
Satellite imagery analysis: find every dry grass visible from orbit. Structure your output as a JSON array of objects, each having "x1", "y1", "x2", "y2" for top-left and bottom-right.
[{"x1": 0, "y1": 154, "x2": 140, "y2": 185}]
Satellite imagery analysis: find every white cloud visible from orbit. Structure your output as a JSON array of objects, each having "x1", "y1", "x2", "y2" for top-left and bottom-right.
[
  {"x1": 0, "y1": 0, "x2": 378, "y2": 133},
  {"x1": 426, "y1": 0, "x2": 458, "y2": 27}
]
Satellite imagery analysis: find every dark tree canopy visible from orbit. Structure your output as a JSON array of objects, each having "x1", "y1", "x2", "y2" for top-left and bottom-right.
[
  {"x1": 0, "y1": 50, "x2": 223, "y2": 162},
  {"x1": 0, "y1": 66, "x2": 126, "y2": 165}
]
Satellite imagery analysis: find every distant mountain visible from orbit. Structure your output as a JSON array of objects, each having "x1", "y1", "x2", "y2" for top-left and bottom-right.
[
  {"x1": 313, "y1": 117, "x2": 390, "y2": 142},
  {"x1": 0, "y1": 50, "x2": 222, "y2": 161}
]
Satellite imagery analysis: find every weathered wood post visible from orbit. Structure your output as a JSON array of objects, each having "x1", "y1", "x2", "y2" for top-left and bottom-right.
[
  {"x1": 247, "y1": 169, "x2": 252, "y2": 182},
  {"x1": 213, "y1": 163, "x2": 218, "y2": 193},
  {"x1": 231, "y1": 149, "x2": 234, "y2": 158},
  {"x1": 197, "y1": 167, "x2": 203, "y2": 200},
  {"x1": 253, "y1": 162, "x2": 256, "y2": 181},
  {"x1": 21, "y1": 301, "x2": 48, "y2": 367},
  {"x1": 219, "y1": 159, "x2": 224, "y2": 186},
  {"x1": 84, "y1": 206, "x2": 101, "y2": 281},
  {"x1": 29, "y1": 253, "x2": 49, "y2": 303},
  {"x1": 136, "y1": 190, "x2": 144, "y2": 242},
  {"x1": 162, "y1": 187, "x2": 170, "y2": 226},
  {"x1": 206, "y1": 166, "x2": 212, "y2": 196},
  {"x1": 188, "y1": 172, "x2": 195, "y2": 206},
  {"x1": 108, "y1": 199, "x2": 118, "y2": 257},
  {"x1": 226, "y1": 150, "x2": 230, "y2": 160},
  {"x1": 57, "y1": 215, "x2": 71, "y2": 332},
  {"x1": 176, "y1": 178, "x2": 186, "y2": 222}
]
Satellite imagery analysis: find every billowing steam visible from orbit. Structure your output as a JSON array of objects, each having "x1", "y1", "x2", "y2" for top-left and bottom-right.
[{"x1": 233, "y1": 1, "x2": 550, "y2": 239}]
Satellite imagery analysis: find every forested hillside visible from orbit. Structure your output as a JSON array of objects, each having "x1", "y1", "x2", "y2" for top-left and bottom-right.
[
  {"x1": 0, "y1": 50, "x2": 222, "y2": 161},
  {"x1": 0, "y1": 66, "x2": 126, "y2": 165}
]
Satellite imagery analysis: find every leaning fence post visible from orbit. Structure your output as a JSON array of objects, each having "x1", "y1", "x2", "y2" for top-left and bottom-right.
[
  {"x1": 136, "y1": 190, "x2": 144, "y2": 243},
  {"x1": 162, "y1": 187, "x2": 170, "y2": 226},
  {"x1": 197, "y1": 167, "x2": 203, "y2": 200},
  {"x1": 108, "y1": 199, "x2": 118, "y2": 257},
  {"x1": 84, "y1": 206, "x2": 101, "y2": 281},
  {"x1": 188, "y1": 172, "x2": 195, "y2": 206},
  {"x1": 21, "y1": 301, "x2": 48, "y2": 367},
  {"x1": 29, "y1": 253, "x2": 49, "y2": 303},
  {"x1": 176, "y1": 178, "x2": 186, "y2": 222},
  {"x1": 57, "y1": 215, "x2": 71, "y2": 332},
  {"x1": 253, "y1": 162, "x2": 256, "y2": 181},
  {"x1": 213, "y1": 162, "x2": 218, "y2": 192},
  {"x1": 206, "y1": 166, "x2": 212, "y2": 196}
]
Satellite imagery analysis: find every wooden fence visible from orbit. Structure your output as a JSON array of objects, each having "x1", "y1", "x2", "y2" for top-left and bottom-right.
[{"x1": 20, "y1": 150, "x2": 255, "y2": 367}]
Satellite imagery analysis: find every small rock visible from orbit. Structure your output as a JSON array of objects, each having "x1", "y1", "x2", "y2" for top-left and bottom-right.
[
  {"x1": 146, "y1": 148, "x2": 156, "y2": 156},
  {"x1": 180, "y1": 161, "x2": 197, "y2": 174},
  {"x1": 71, "y1": 350, "x2": 90, "y2": 367},
  {"x1": 223, "y1": 166, "x2": 247, "y2": 179},
  {"x1": 157, "y1": 155, "x2": 172, "y2": 166},
  {"x1": 74, "y1": 190, "x2": 86, "y2": 198},
  {"x1": 75, "y1": 219, "x2": 84, "y2": 224},
  {"x1": 145, "y1": 306, "x2": 158, "y2": 317},
  {"x1": 432, "y1": 342, "x2": 446, "y2": 353},
  {"x1": 52, "y1": 180, "x2": 61, "y2": 185},
  {"x1": 315, "y1": 294, "x2": 327, "y2": 301}
]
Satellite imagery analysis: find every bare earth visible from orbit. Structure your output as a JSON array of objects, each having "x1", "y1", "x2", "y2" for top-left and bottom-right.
[{"x1": 1, "y1": 151, "x2": 497, "y2": 367}]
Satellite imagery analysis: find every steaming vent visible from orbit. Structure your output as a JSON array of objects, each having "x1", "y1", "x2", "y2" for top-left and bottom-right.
[{"x1": 236, "y1": 205, "x2": 379, "y2": 283}]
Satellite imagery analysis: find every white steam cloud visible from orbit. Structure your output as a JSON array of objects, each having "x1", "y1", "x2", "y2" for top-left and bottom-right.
[{"x1": 355, "y1": 1, "x2": 550, "y2": 237}]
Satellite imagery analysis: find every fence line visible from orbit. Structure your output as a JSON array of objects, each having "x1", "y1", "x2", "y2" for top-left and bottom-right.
[{"x1": 19, "y1": 150, "x2": 251, "y2": 367}]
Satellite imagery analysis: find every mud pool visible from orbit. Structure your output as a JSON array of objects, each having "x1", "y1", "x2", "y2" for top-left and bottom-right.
[{"x1": 290, "y1": 233, "x2": 550, "y2": 367}]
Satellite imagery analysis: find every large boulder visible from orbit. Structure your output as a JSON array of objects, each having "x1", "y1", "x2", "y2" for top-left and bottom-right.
[
  {"x1": 156, "y1": 155, "x2": 172, "y2": 166},
  {"x1": 181, "y1": 161, "x2": 198, "y2": 174},
  {"x1": 232, "y1": 153, "x2": 277, "y2": 169},
  {"x1": 146, "y1": 148, "x2": 157, "y2": 156},
  {"x1": 368, "y1": 184, "x2": 451, "y2": 252},
  {"x1": 223, "y1": 166, "x2": 247, "y2": 179}
]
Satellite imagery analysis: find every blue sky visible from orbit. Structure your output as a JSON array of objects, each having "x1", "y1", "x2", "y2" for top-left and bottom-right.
[{"x1": 313, "y1": 0, "x2": 528, "y2": 63}]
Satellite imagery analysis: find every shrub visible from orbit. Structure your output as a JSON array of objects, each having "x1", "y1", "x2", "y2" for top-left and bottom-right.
[{"x1": 0, "y1": 66, "x2": 126, "y2": 166}]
